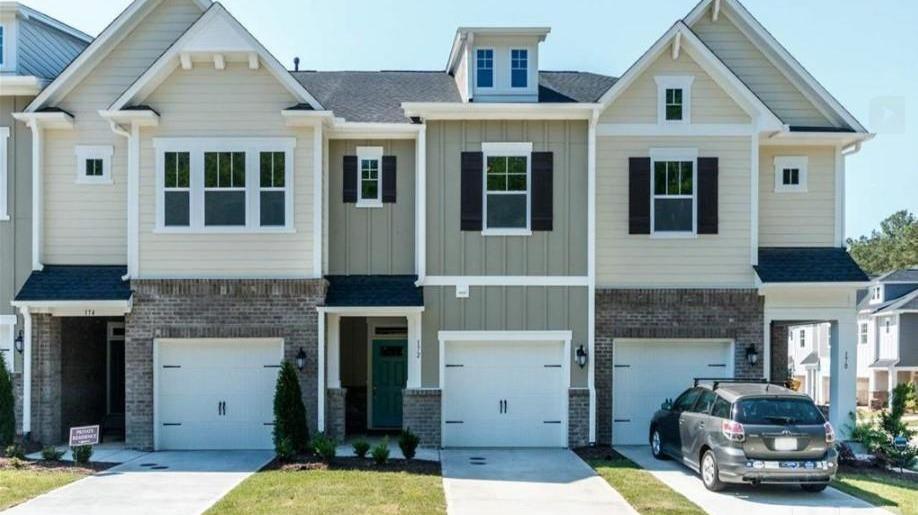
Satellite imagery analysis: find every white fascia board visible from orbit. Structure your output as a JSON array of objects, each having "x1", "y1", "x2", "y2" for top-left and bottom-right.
[
  {"x1": 0, "y1": 76, "x2": 45, "y2": 96},
  {"x1": 108, "y1": 3, "x2": 323, "y2": 112},
  {"x1": 98, "y1": 109, "x2": 160, "y2": 127},
  {"x1": 281, "y1": 110, "x2": 335, "y2": 127},
  {"x1": 12, "y1": 111, "x2": 74, "y2": 130},
  {"x1": 10, "y1": 299, "x2": 132, "y2": 316},
  {"x1": 317, "y1": 306, "x2": 425, "y2": 316},
  {"x1": 326, "y1": 121, "x2": 422, "y2": 140},
  {"x1": 402, "y1": 102, "x2": 599, "y2": 120},
  {"x1": 762, "y1": 131, "x2": 874, "y2": 148},
  {"x1": 597, "y1": 123, "x2": 753, "y2": 137}
]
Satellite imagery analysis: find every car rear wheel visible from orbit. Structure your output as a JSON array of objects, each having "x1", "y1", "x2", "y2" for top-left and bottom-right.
[
  {"x1": 650, "y1": 429, "x2": 667, "y2": 460},
  {"x1": 801, "y1": 483, "x2": 828, "y2": 493},
  {"x1": 701, "y1": 450, "x2": 725, "y2": 491}
]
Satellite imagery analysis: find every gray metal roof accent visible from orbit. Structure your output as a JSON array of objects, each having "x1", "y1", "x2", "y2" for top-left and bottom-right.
[
  {"x1": 15, "y1": 266, "x2": 131, "y2": 302},
  {"x1": 16, "y1": 14, "x2": 91, "y2": 80},
  {"x1": 754, "y1": 247, "x2": 869, "y2": 283},
  {"x1": 324, "y1": 275, "x2": 423, "y2": 307}
]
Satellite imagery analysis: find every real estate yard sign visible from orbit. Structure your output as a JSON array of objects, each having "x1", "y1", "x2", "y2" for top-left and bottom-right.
[{"x1": 69, "y1": 425, "x2": 100, "y2": 447}]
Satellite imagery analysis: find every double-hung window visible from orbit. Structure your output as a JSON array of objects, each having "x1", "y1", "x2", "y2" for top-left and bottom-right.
[
  {"x1": 799, "y1": 330, "x2": 806, "y2": 348},
  {"x1": 482, "y1": 142, "x2": 531, "y2": 234},
  {"x1": 163, "y1": 152, "x2": 190, "y2": 227},
  {"x1": 476, "y1": 49, "x2": 494, "y2": 88},
  {"x1": 357, "y1": 146, "x2": 382, "y2": 207},
  {"x1": 650, "y1": 149, "x2": 696, "y2": 235},
  {"x1": 511, "y1": 49, "x2": 528, "y2": 88},
  {"x1": 859, "y1": 323, "x2": 868, "y2": 345},
  {"x1": 204, "y1": 152, "x2": 246, "y2": 226},
  {"x1": 260, "y1": 152, "x2": 286, "y2": 226}
]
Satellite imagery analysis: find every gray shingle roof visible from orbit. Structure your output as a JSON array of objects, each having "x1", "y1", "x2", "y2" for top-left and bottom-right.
[
  {"x1": 800, "y1": 352, "x2": 820, "y2": 366},
  {"x1": 15, "y1": 266, "x2": 131, "y2": 302},
  {"x1": 290, "y1": 70, "x2": 617, "y2": 123},
  {"x1": 754, "y1": 247, "x2": 869, "y2": 283},
  {"x1": 325, "y1": 275, "x2": 423, "y2": 307},
  {"x1": 879, "y1": 268, "x2": 918, "y2": 283}
]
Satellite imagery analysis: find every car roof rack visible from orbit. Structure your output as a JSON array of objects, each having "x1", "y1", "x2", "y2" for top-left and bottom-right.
[{"x1": 693, "y1": 377, "x2": 768, "y2": 390}]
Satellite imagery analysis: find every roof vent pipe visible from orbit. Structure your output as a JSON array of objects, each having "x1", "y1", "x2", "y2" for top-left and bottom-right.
[{"x1": 294, "y1": 57, "x2": 300, "y2": 71}]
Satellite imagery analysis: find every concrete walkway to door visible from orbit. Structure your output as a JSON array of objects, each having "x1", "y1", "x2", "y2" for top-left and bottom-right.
[
  {"x1": 441, "y1": 449, "x2": 638, "y2": 515},
  {"x1": 5, "y1": 451, "x2": 273, "y2": 515}
]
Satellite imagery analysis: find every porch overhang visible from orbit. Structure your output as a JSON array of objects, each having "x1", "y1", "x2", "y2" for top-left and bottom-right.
[
  {"x1": 754, "y1": 247, "x2": 869, "y2": 291},
  {"x1": 323, "y1": 275, "x2": 424, "y2": 309},
  {"x1": 12, "y1": 265, "x2": 133, "y2": 316},
  {"x1": 869, "y1": 359, "x2": 899, "y2": 369}
]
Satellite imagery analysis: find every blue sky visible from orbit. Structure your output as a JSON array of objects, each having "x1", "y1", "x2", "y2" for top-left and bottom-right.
[{"x1": 29, "y1": 0, "x2": 917, "y2": 239}]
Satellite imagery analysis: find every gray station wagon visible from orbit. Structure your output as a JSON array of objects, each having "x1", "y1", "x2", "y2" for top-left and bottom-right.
[{"x1": 649, "y1": 379, "x2": 838, "y2": 492}]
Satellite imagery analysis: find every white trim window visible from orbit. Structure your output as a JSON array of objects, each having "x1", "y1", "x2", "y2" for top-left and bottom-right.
[
  {"x1": 859, "y1": 323, "x2": 868, "y2": 345},
  {"x1": 476, "y1": 48, "x2": 494, "y2": 89},
  {"x1": 654, "y1": 76, "x2": 694, "y2": 125},
  {"x1": 0, "y1": 127, "x2": 8, "y2": 221},
  {"x1": 75, "y1": 145, "x2": 113, "y2": 184},
  {"x1": 154, "y1": 138, "x2": 295, "y2": 233},
  {"x1": 0, "y1": 315, "x2": 15, "y2": 373},
  {"x1": 510, "y1": 49, "x2": 528, "y2": 88},
  {"x1": 799, "y1": 329, "x2": 806, "y2": 348},
  {"x1": 650, "y1": 148, "x2": 697, "y2": 236},
  {"x1": 482, "y1": 142, "x2": 532, "y2": 235},
  {"x1": 870, "y1": 286, "x2": 882, "y2": 304},
  {"x1": 774, "y1": 156, "x2": 808, "y2": 193},
  {"x1": 357, "y1": 146, "x2": 383, "y2": 208}
]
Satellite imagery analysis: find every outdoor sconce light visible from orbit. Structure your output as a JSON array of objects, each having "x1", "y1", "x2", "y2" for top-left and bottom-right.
[
  {"x1": 575, "y1": 345, "x2": 588, "y2": 369},
  {"x1": 296, "y1": 347, "x2": 307, "y2": 371},
  {"x1": 14, "y1": 330, "x2": 24, "y2": 354},
  {"x1": 746, "y1": 345, "x2": 759, "y2": 366}
]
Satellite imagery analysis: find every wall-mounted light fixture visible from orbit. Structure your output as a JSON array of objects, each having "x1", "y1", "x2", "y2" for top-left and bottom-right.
[
  {"x1": 575, "y1": 345, "x2": 588, "y2": 369},
  {"x1": 296, "y1": 347, "x2": 307, "y2": 371},
  {"x1": 14, "y1": 330, "x2": 24, "y2": 354},
  {"x1": 745, "y1": 345, "x2": 759, "y2": 366}
]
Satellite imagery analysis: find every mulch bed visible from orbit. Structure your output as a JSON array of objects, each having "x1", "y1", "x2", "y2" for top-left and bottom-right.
[
  {"x1": 574, "y1": 445, "x2": 623, "y2": 462},
  {"x1": 0, "y1": 457, "x2": 113, "y2": 473},
  {"x1": 267, "y1": 453, "x2": 441, "y2": 476}
]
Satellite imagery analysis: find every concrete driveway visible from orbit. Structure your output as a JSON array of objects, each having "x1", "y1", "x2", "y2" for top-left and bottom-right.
[
  {"x1": 616, "y1": 445, "x2": 888, "y2": 515},
  {"x1": 441, "y1": 449, "x2": 637, "y2": 515},
  {"x1": 6, "y1": 450, "x2": 273, "y2": 515}
]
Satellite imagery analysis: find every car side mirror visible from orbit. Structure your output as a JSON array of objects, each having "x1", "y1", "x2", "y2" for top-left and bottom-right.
[{"x1": 661, "y1": 398, "x2": 673, "y2": 411}]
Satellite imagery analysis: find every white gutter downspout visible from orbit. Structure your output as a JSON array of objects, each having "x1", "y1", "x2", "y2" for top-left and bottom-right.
[
  {"x1": 587, "y1": 109, "x2": 598, "y2": 445},
  {"x1": 107, "y1": 120, "x2": 138, "y2": 280},
  {"x1": 28, "y1": 121, "x2": 43, "y2": 271},
  {"x1": 20, "y1": 306, "x2": 31, "y2": 435},
  {"x1": 416, "y1": 123, "x2": 427, "y2": 284}
]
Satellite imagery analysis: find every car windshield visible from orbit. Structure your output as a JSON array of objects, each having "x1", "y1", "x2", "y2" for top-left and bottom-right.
[{"x1": 734, "y1": 397, "x2": 824, "y2": 425}]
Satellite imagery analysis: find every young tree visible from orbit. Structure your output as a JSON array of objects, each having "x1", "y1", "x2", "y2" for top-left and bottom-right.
[
  {"x1": 847, "y1": 210, "x2": 918, "y2": 276},
  {"x1": 273, "y1": 360, "x2": 310, "y2": 454},
  {"x1": 0, "y1": 353, "x2": 15, "y2": 447}
]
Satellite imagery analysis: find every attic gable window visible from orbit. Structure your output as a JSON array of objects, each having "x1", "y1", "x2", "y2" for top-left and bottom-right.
[
  {"x1": 655, "y1": 76, "x2": 694, "y2": 125},
  {"x1": 476, "y1": 49, "x2": 494, "y2": 88},
  {"x1": 511, "y1": 49, "x2": 528, "y2": 88},
  {"x1": 774, "y1": 156, "x2": 808, "y2": 193}
]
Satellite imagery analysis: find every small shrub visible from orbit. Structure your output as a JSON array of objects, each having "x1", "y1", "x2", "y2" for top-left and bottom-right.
[
  {"x1": 71, "y1": 445, "x2": 92, "y2": 466},
  {"x1": 4, "y1": 443, "x2": 25, "y2": 460},
  {"x1": 352, "y1": 439, "x2": 370, "y2": 458},
  {"x1": 41, "y1": 446, "x2": 65, "y2": 461},
  {"x1": 273, "y1": 361, "x2": 310, "y2": 454},
  {"x1": 371, "y1": 437, "x2": 390, "y2": 465},
  {"x1": 398, "y1": 428, "x2": 420, "y2": 460},
  {"x1": 312, "y1": 432, "x2": 337, "y2": 463},
  {"x1": 0, "y1": 353, "x2": 15, "y2": 447},
  {"x1": 9, "y1": 457, "x2": 25, "y2": 469},
  {"x1": 275, "y1": 437, "x2": 296, "y2": 462}
]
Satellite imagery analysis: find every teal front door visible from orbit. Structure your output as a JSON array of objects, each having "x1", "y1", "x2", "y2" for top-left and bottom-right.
[{"x1": 372, "y1": 340, "x2": 407, "y2": 428}]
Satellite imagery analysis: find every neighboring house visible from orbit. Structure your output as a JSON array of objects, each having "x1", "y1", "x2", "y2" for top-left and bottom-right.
[
  {"x1": 786, "y1": 323, "x2": 833, "y2": 405},
  {"x1": 0, "y1": 2, "x2": 92, "y2": 433},
  {"x1": 7, "y1": 0, "x2": 872, "y2": 451},
  {"x1": 857, "y1": 267, "x2": 918, "y2": 408}
]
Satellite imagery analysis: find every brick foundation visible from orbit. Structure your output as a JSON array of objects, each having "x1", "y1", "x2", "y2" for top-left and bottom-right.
[
  {"x1": 126, "y1": 279, "x2": 325, "y2": 450},
  {"x1": 568, "y1": 388, "x2": 590, "y2": 448},
  {"x1": 403, "y1": 388, "x2": 440, "y2": 448},
  {"x1": 595, "y1": 289, "x2": 764, "y2": 445},
  {"x1": 326, "y1": 388, "x2": 347, "y2": 440}
]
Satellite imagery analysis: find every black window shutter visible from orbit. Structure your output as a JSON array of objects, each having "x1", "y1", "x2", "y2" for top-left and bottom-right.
[
  {"x1": 531, "y1": 152, "x2": 553, "y2": 231},
  {"x1": 382, "y1": 155, "x2": 397, "y2": 203},
  {"x1": 343, "y1": 155, "x2": 358, "y2": 203},
  {"x1": 460, "y1": 152, "x2": 483, "y2": 231},
  {"x1": 629, "y1": 157, "x2": 651, "y2": 234},
  {"x1": 697, "y1": 157, "x2": 719, "y2": 234}
]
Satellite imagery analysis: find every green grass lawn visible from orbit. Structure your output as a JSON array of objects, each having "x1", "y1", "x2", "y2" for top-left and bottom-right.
[
  {"x1": 585, "y1": 452, "x2": 704, "y2": 515},
  {"x1": 832, "y1": 470, "x2": 918, "y2": 515},
  {"x1": 0, "y1": 468, "x2": 87, "y2": 510},
  {"x1": 208, "y1": 468, "x2": 446, "y2": 515}
]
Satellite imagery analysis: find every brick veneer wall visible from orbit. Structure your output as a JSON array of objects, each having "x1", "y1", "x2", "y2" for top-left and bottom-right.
[
  {"x1": 13, "y1": 374, "x2": 22, "y2": 435},
  {"x1": 31, "y1": 314, "x2": 62, "y2": 445},
  {"x1": 595, "y1": 289, "x2": 764, "y2": 445},
  {"x1": 770, "y1": 324, "x2": 790, "y2": 384},
  {"x1": 568, "y1": 388, "x2": 590, "y2": 448},
  {"x1": 326, "y1": 387, "x2": 347, "y2": 440},
  {"x1": 126, "y1": 279, "x2": 325, "y2": 450},
  {"x1": 402, "y1": 388, "x2": 440, "y2": 448}
]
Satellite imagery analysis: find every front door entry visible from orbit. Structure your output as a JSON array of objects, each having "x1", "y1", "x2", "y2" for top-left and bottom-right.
[{"x1": 371, "y1": 340, "x2": 407, "y2": 428}]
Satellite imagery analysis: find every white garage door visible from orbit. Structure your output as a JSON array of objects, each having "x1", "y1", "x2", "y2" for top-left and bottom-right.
[
  {"x1": 442, "y1": 340, "x2": 567, "y2": 448},
  {"x1": 613, "y1": 340, "x2": 733, "y2": 446},
  {"x1": 156, "y1": 339, "x2": 282, "y2": 450}
]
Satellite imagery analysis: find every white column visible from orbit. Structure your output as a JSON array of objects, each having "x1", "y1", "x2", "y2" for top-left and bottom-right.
[
  {"x1": 312, "y1": 123, "x2": 324, "y2": 278},
  {"x1": 317, "y1": 310, "x2": 326, "y2": 432},
  {"x1": 327, "y1": 314, "x2": 341, "y2": 389},
  {"x1": 407, "y1": 311, "x2": 422, "y2": 388},
  {"x1": 586, "y1": 112, "x2": 597, "y2": 444},
  {"x1": 887, "y1": 367, "x2": 898, "y2": 406},
  {"x1": 867, "y1": 369, "x2": 877, "y2": 404},
  {"x1": 20, "y1": 306, "x2": 31, "y2": 435},
  {"x1": 828, "y1": 316, "x2": 857, "y2": 437}
]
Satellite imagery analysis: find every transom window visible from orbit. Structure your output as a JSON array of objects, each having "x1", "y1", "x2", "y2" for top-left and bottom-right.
[
  {"x1": 774, "y1": 156, "x2": 808, "y2": 192},
  {"x1": 665, "y1": 88, "x2": 683, "y2": 121},
  {"x1": 511, "y1": 49, "x2": 528, "y2": 88},
  {"x1": 357, "y1": 146, "x2": 383, "y2": 207},
  {"x1": 482, "y1": 142, "x2": 532, "y2": 234},
  {"x1": 651, "y1": 149, "x2": 696, "y2": 235},
  {"x1": 75, "y1": 146, "x2": 113, "y2": 184},
  {"x1": 476, "y1": 49, "x2": 494, "y2": 88}
]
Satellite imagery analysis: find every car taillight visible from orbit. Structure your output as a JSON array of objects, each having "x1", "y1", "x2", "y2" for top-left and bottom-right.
[
  {"x1": 824, "y1": 422, "x2": 836, "y2": 444},
  {"x1": 722, "y1": 420, "x2": 745, "y2": 442}
]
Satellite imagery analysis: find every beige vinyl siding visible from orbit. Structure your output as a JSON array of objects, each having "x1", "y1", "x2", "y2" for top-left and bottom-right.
[
  {"x1": 759, "y1": 145, "x2": 836, "y2": 247},
  {"x1": 692, "y1": 13, "x2": 833, "y2": 127},
  {"x1": 137, "y1": 63, "x2": 315, "y2": 278},
  {"x1": 599, "y1": 48, "x2": 749, "y2": 125},
  {"x1": 43, "y1": 0, "x2": 202, "y2": 264},
  {"x1": 596, "y1": 136, "x2": 754, "y2": 288}
]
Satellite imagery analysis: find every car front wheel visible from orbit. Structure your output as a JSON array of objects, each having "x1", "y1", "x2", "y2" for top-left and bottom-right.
[
  {"x1": 701, "y1": 450, "x2": 725, "y2": 491},
  {"x1": 650, "y1": 429, "x2": 667, "y2": 460},
  {"x1": 801, "y1": 483, "x2": 828, "y2": 493}
]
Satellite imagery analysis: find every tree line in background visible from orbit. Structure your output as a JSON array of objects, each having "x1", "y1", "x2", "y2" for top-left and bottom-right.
[{"x1": 848, "y1": 210, "x2": 918, "y2": 277}]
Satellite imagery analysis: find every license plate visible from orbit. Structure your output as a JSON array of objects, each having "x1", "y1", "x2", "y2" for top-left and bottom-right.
[{"x1": 774, "y1": 437, "x2": 797, "y2": 451}]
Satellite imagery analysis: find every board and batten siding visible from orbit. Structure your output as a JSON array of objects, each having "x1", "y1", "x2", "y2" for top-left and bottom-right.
[
  {"x1": 599, "y1": 47, "x2": 750, "y2": 125},
  {"x1": 425, "y1": 120, "x2": 588, "y2": 277},
  {"x1": 692, "y1": 13, "x2": 834, "y2": 128},
  {"x1": 137, "y1": 63, "x2": 315, "y2": 278},
  {"x1": 42, "y1": 0, "x2": 203, "y2": 264},
  {"x1": 422, "y1": 285, "x2": 588, "y2": 388},
  {"x1": 596, "y1": 136, "x2": 754, "y2": 288},
  {"x1": 758, "y1": 145, "x2": 836, "y2": 247},
  {"x1": 327, "y1": 139, "x2": 415, "y2": 275}
]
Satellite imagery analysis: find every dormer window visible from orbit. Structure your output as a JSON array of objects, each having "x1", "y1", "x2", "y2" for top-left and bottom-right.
[
  {"x1": 476, "y1": 49, "x2": 494, "y2": 88},
  {"x1": 870, "y1": 286, "x2": 882, "y2": 304},
  {"x1": 655, "y1": 76, "x2": 694, "y2": 125},
  {"x1": 511, "y1": 49, "x2": 528, "y2": 88}
]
